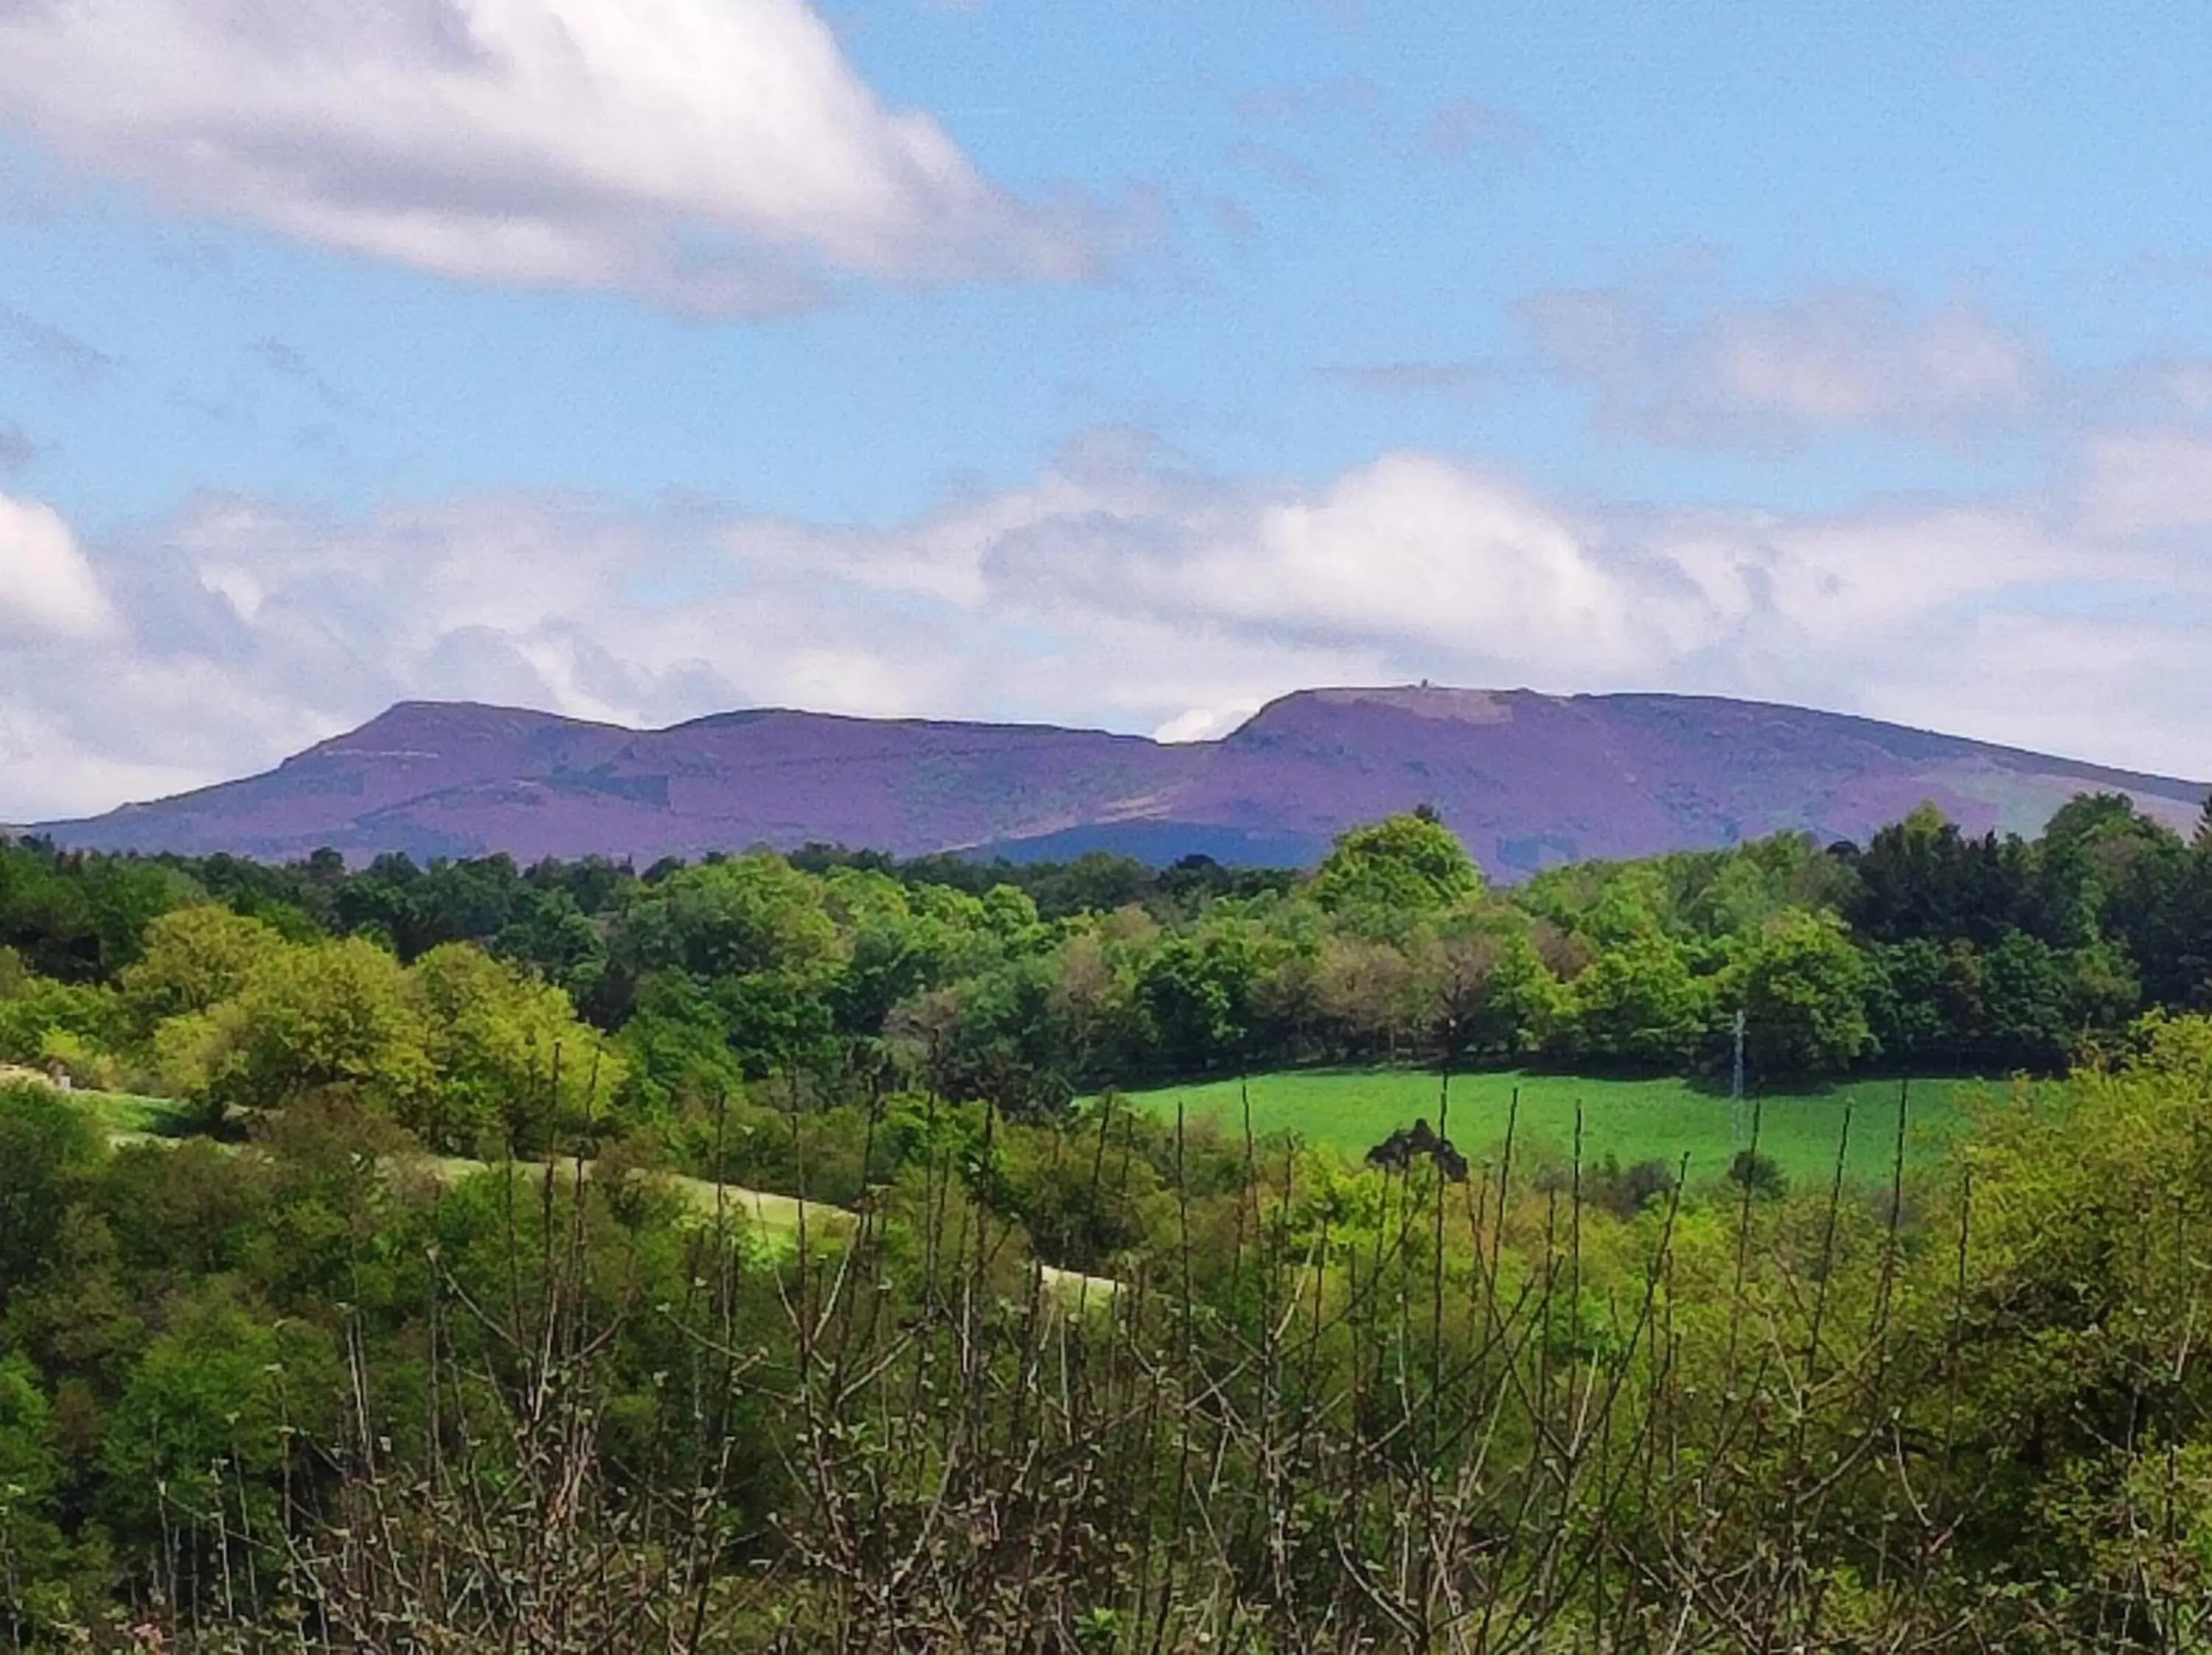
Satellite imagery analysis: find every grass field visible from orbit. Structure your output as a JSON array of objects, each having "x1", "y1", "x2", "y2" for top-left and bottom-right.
[
  {"x1": 50, "y1": 1087, "x2": 1116, "y2": 1300},
  {"x1": 62, "y1": 1086, "x2": 198, "y2": 1142},
  {"x1": 1120, "y1": 1068, "x2": 2003, "y2": 1188}
]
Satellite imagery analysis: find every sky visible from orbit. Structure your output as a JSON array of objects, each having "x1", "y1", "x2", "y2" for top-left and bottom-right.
[{"x1": 4, "y1": 0, "x2": 2212, "y2": 822}]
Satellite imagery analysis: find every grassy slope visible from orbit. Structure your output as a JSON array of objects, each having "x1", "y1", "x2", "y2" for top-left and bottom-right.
[
  {"x1": 40, "y1": 1078, "x2": 847, "y2": 1246},
  {"x1": 56, "y1": 1088, "x2": 1114, "y2": 1300},
  {"x1": 417, "y1": 1154, "x2": 854, "y2": 1241},
  {"x1": 64, "y1": 1067, "x2": 1980, "y2": 1203},
  {"x1": 64, "y1": 1086, "x2": 198, "y2": 1142},
  {"x1": 1120, "y1": 1068, "x2": 2000, "y2": 1187}
]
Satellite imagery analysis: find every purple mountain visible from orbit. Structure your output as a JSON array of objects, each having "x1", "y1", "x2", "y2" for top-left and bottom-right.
[{"x1": 35, "y1": 687, "x2": 2209, "y2": 878}]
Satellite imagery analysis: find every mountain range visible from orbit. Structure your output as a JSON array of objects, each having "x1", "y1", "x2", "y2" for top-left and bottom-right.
[{"x1": 33, "y1": 687, "x2": 2209, "y2": 878}]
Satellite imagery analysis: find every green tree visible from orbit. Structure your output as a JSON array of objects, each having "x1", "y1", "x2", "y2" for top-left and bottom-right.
[
  {"x1": 618, "y1": 855, "x2": 842, "y2": 981},
  {"x1": 119, "y1": 902, "x2": 289, "y2": 1027},
  {"x1": 1865, "y1": 938, "x2": 1955, "y2": 1067},
  {"x1": 1846, "y1": 804, "x2": 2044, "y2": 948},
  {"x1": 1456, "y1": 931, "x2": 1568, "y2": 1059},
  {"x1": 0, "y1": 845, "x2": 195, "y2": 982},
  {"x1": 492, "y1": 886, "x2": 610, "y2": 1002},
  {"x1": 97, "y1": 1287, "x2": 339, "y2": 1545},
  {"x1": 0, "y1": 976, "x2": 122, "y2": 1071},
  {"x1": 1980, "y1": 929, "x2": 2073, "y2": 1069},
  {"x1": 2037, "y1": 793, "x2": 2174, "y2": 943},
  {"x1": 0, "y1": 1082, "x2": 102, "y2": 1313},
  {"x1": 615, "y1": 971, "x2": 751, "y2": 1117},
  {"x1": 1310, "y1": 811, "x2": 1483, "y2": 917},
  {"x1": 713, "y1": 968, "x2": 842, "y2": 1083},
  {"x1": 1137, "y1": 926, "x2": 1271, "y2": 1073},
  {"x1": 407, "y1": 943, "x2": 628, "y2": 1151},
  {"x1": 0, "y1": 1354, "x2": 70, "y2": 1640},
  {"x1": 188, "y1": 935, "x2": 435, "y2": 1123},
  {"x1": 1731, "y1": 909, "x2": 1873, "y2": 1078},
  {"x1": 1564, "y1": 931, "x2": 1711, "y2": 1069},
  {"x1": 2063, "y1": 938, "x2": 2143, "y2": 1043}
]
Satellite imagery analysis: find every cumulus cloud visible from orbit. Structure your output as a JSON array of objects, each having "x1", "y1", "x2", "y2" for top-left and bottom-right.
[
  {"x1": 6, "y1": 426, "x2": 2212, "y2": 822},
  {"x1": 0, "y1": 491, "x2": 118, "y2": 642},
  {"x1": 1522, "y1": 282, "x2": 2042, "y2": 449},
  {"x1": 0, "y1": 0, "x2": 1107, "y2": 314},
  {"x1": 2074, "y1": 429, "x2": 2212, "y2": 539}
]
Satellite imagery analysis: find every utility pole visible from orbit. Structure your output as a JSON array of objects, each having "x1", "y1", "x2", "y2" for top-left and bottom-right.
[{"x1": 1731, "y1": 1009, "x2": 1747, "y2": 1151}]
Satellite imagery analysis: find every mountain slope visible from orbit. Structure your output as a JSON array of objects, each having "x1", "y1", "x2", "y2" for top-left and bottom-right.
[{"x1": 35, "y1": 687, "x2": 2208, "y2": 876}]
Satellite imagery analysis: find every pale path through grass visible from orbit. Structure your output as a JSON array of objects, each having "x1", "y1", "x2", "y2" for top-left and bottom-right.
[{"x1": 51, "y1": 1081, "x2": 1117, "y2": 1305}]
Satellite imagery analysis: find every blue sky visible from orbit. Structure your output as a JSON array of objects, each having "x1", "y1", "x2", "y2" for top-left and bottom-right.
[{"x1": 3, "y1": 0, "x2": 2212, "y2": 819}]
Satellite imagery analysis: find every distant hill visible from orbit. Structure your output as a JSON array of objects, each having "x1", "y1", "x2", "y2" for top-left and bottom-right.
[{"x1": 34, "y1": 687, "x2": 2209, "y2": 878}]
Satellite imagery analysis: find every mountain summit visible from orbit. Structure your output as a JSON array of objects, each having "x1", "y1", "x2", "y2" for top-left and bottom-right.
[{"x1": 36, "y1": 687, "x2": 2208, "y2": 876}]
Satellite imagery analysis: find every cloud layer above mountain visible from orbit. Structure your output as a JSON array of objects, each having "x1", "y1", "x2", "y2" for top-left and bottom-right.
[
  {"x1": 0, "y1": 0, "x2": 1103, "y2": 313},
  {"x1": 6, "y1": 423, "x2": 2211, "y2": 822},
  {"x1": 1520, "y1": 283, "x2": 2043, "y2": 450}
]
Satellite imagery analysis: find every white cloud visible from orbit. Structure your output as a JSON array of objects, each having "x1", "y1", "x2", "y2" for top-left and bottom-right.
[
  {"x1": 0, "y1": 0, "x2": 1104, "y2": 313},
  {"x1": 7, "y1": 425, "x2": 2212, "y2": 822},
  {"x1": 1177, "y1": 457, "x2": 1642, "y2": 667},
  {"x1": 0, "y1": 491, "x2": 118, "y2": 640},
  {"x1": 1522, "y1": 282, "x2": 2042, "y2": 449},
  {"x1": 1154, "y1": 702, "x2": 1262, "y2": 743},
  {"x1": 2075, "y1": 429, "x2": 2212, "y2": 538}
]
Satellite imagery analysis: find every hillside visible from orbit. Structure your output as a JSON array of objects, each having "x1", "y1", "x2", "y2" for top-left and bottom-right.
[{"x1": 35, "y1": 685, "x2": 2208, "y2": 875}]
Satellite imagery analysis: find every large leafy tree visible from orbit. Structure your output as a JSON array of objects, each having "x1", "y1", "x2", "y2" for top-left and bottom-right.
[
  {"x1": 1979, "y1": 929, "x2": 2075, "y2": 1070},
  {"x1": 1310, "y1": 810, "x2": 1483, "y2": 917},
  {"x1": 0, "y1": 1082, "x2": 103, "y2": 1313},
  {"x1": 1846, "y1": 805, "x2": 2046, "y2": 948},
  {"x1": 0, "y1": 842, "x2": 194, "y2": 982},
  {"x1": 119, "y1": 903, "x2": 290, "y2": 1028},
  {"x1": 1450, "y1": 930, "x2": 1567, "y2": 1061},
  {"x1": 194, "y1": 935, "x2": 436, "y2": 1121},
  {"x1": 2104, "y1": 825, "x2": 2212, "y2": 1010},
  {"x1": 1136, "y1": 924, "x2": 1276, "y2": 1075},
  {"x1": 1565, "y1": 931, "x2": 1711, "y2": 1069},
  {"x1": 1731, "y1": 909, "x2": 1874, "y2": 1079},
  {"x1": 1865, "y1": 938, "x2": 1961, "y2": 1068},
  {"x1": 617, "y1": 855, "x2": 842, "y2": 982},
  {"x1": 615, "y1": 970, "x2": 751, "y2": 1117},
  {"x1": 407, "y1": 943, "x2": 627, "y2": 1150}
]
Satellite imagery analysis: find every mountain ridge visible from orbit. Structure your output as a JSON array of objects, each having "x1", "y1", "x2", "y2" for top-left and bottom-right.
[{"x1": 31, "y1": 687, "x2": 2209, "y2": 877}]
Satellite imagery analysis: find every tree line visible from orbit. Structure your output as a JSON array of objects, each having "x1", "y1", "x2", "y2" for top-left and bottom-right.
[{"x1": 4, "y1": 793, "x2": 2211, "y2": 1151}]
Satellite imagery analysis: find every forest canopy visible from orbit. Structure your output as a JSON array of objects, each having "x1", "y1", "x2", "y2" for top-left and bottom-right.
[{"x1": 4, "y1": 793, "x2": 2208, "y2": 1145}]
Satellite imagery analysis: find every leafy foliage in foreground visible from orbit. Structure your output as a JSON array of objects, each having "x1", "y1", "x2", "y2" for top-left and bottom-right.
[{"x1": 7, "y1": 1021, "x2": 2212, "y2": 1648}]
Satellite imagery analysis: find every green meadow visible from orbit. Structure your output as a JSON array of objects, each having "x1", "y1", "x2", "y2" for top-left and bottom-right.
[
  {"x1": 1121, "y1": 1067, "x2": 2001, "y2": 1187},
  {"x1": 66, "y1": 1085, "x2": 198, "y2": 1142}
]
